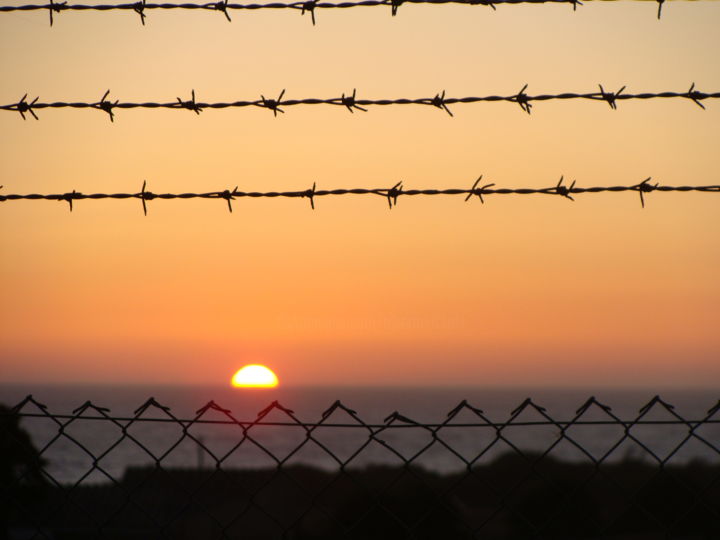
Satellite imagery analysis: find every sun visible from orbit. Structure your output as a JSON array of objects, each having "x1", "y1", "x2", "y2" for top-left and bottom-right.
[{"x1": 231, "y1": 365, "x2": 279, "y2": 388}]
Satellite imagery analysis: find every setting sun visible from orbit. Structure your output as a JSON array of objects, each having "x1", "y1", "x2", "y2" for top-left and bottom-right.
[{"x1": 231, "y1": 365, "x2": 279, "y2": 388}]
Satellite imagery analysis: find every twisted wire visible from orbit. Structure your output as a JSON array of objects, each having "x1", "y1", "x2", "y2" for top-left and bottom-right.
[
  {"x1": 1, "y1": 0, "x2": 717, "y2": 25},
  {"x1": 2, "y1": 177, "x2": 719, "y2": 213},
  {"x1": 2, "y1": 85, "x2": 717, "y2": 121}
]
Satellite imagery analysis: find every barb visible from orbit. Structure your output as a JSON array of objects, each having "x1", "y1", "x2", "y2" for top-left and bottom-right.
[
  {"x1": 598, "y1": 83, "x2": 626, "y2": 109},
  {"x1": 2, "y1": 86, "x2": 717, "y2": 120},
  {"x1": 220, "y1": 186, "x2": 237, "y2": 212},
  {"x1": 59, "y1": 189, "x2": 78, "y2": 212},
  {"x1": 1, "y1": 178, "x2": 718, "y2": 213},
  {"x1": 260, "y1": 89, "x2": 285, "y2": 116},
  {"x1": 464, "y1": 175, "x2": 495, "y2": 203},
  {"x1": 215, "y1": 0, "x2": 232, "y2": 20},
  {"x1": 13, "y1": 93, "x2": 39, "y2": 120},
  {"x1": 514, "y1": 83, "x2": 532, "y2": 114},
  {"x1": 635, "y1": 176, "x2": 658, "y2": 208},
  {"x1": 1, "y1": 0, "x2": 715, "y2": 26},
  {"x1": 431, "y1": 90, "x2": 453, "y2": 117},
  {"x1": 301, "y1": 0, "x2": 316, "y2": 23},
  {"x1": 386, "y1": 181, "x2": 403, "y2": 208},
  {"x1": 686, "y1": 82, "x2": 707, "y2": 109},
  {"x1": 47, "y1": 0, "x2": 66, "y2": 26},
  {"x1": 552, "y1": 175, "x2": 576, "y2": 201},
  {"x1": 133, "y1": 0, "x2": 146, "y2": 23},
  {"x1": 176, "y1": 89, "x2": 202, "y2": 114},
  {"x1": 305, "y1": 181, "x2": 317, "y2": 209},
  {"x1": 339, "y1": 88, "x2": 367, "y2": 113},
  {"x1": 95, "y1": 89, "x2": 118, "y2": 122},
  {"x1": 139, "y1": 180, "x2": 153, "y2": 215}
]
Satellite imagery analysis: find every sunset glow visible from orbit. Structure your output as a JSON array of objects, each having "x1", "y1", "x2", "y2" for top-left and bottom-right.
[
  {"x1": 231, "y1": 365, "x2": 279, "y2": 388},
  {"x1": 1, "y1": 5, "x2": 719, "y2": 388}
]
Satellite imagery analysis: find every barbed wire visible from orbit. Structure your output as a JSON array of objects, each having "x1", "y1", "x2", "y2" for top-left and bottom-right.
[
  {"x1": 2, "y1": 178, "x2": 719, "y2": 213},
  {"x1": 0, "y1": 0, "x2": 716, "y2": 25},
  {"x1": 2, "y1": 86, "x2": 717, "y2": 121}
]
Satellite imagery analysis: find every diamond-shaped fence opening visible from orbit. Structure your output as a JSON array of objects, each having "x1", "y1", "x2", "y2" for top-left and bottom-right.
[
  {"x1": 224, "y1": 503, "x2": 285, "y2": 540},
  {"x1": 61, "y1": 414, "x2": 123, "y2": 455},
  {"x1": 3, "y1": 395, "x2": 720, "y2": 539},
  {"x1": 250, "y1": 466, "x2": 324, "y2": 525},
  {"x1": 432, "y1": 408, "x2": 498, "y2": 464},
  {"x1": 292, "y1": 425, "x2": 372, "y2": 468},
  {"x1": 40, "y1": 435, "x2": 99, "y2": 486},
  {"x1": 94, "y1": 435, "x2": 162, "y2": 480},
  {"x1": 493, "y1": 422, "x2": 561, "y2": 463},
  {"x1": 438, "y1": 467, "x2": 520, "y2": 534},
  {"x1": 359, "y1": 467, "x2": 462, "y2": 536},
  {"x1": 160, "y1": 432, "x2": 220, "y2": 470},
  {"x1": 184, "y1": 423, "x2": 244, "y2": 463},
  {"x1": 405, "y1": 436, "x2": 475, "y2": 474},
  {"x1": 673, "y1": 422, "x2": 720, "y2": 466},
  {"x1": 371, "y1": 423, "x2": 436, "y2": 462},
  {"x1": 124, "y1": 417, "x2": 186, "y2": 463},
  {"x1": 217, "y1": 433, "x2": 283, "y2": 470},
  {"x1": 626, "y1": 421, "x2": 695, "y2": 465},
  {"x1": 296, "y1": 469, "x2": 373, "y2": 530},
  {"x1": 561, "y1": 422, "x2": 627, "y2": 463},
  {"x1": 235, "y1": 424, "x2": 310, "y2": 468}
]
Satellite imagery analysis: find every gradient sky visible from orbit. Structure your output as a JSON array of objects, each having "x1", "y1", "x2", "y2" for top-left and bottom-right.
[{"x1": 1, "y1": 1, "x2": 719, "y2": 387}]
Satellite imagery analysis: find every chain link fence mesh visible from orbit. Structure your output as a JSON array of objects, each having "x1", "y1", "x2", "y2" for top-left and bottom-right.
[{"x1": 2, "y1": 394, "x2": 720, "y2": 539}]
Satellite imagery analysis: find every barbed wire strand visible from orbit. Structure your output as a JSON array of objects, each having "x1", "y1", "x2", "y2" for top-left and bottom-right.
[
  {"x1": 2, "y1": 85, "x2": 717, "y2": 121},
  {"x1": 2, "y1": 178, "x2": 719, "y2": 214},
  {"x1": 1, "y1": 0, "x2": 717, "y2": 25}
]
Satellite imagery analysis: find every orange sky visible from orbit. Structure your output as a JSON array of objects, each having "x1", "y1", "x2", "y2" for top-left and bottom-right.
[{"x1": 1, "y1": 1, "x2": 719, "y2": 387}]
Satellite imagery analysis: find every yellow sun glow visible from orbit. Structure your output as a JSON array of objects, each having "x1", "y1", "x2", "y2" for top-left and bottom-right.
[{"x1": 231, "y1": 365, "x2": 279, "y2": 388}]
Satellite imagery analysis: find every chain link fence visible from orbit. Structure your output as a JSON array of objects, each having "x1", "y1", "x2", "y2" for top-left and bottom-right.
[{"x1": 2, "y1": 394, "x2": 720, "y2": 539}]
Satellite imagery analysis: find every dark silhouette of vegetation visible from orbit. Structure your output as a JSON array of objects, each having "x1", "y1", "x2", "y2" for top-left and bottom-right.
[
  {"x1": 1, "y1": 404, "x2": 49, "y2": 540},
  {"x1": 4, "y1": 452, "x2": 719, "y2": 539},
  {"x1": 0, "y1": 405, "x2": 47, "y2": 487}
]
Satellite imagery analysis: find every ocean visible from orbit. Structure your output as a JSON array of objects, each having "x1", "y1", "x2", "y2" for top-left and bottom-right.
[{"x1": 1, "y1": 384, "x2": 718, "y2": 486}]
